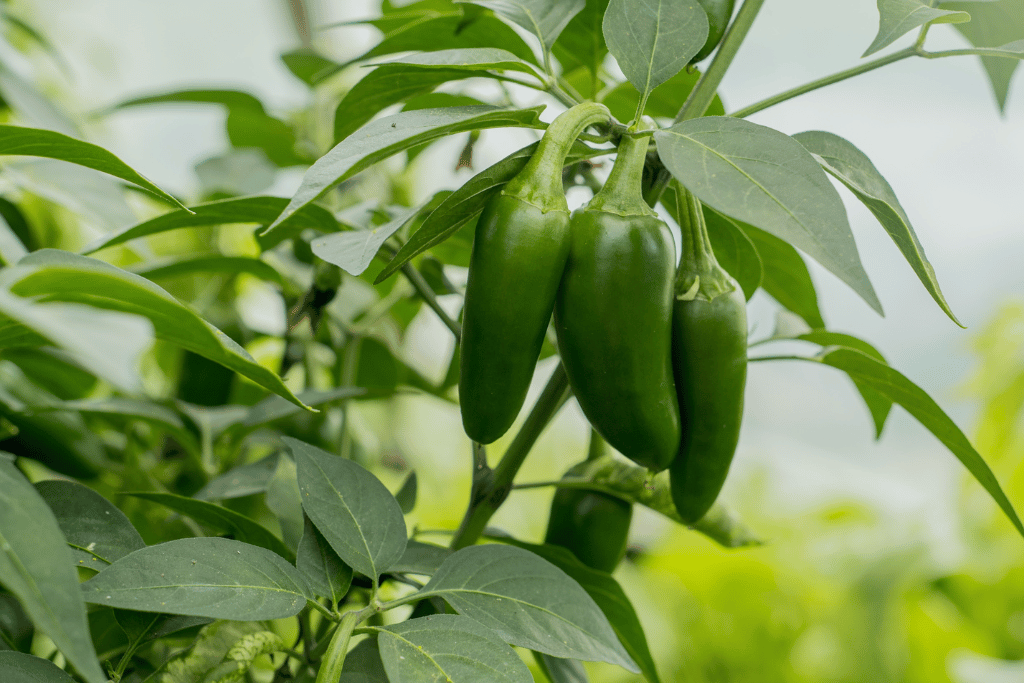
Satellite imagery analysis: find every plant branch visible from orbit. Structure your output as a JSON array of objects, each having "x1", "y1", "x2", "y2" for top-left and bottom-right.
[
  {"x1": 307, "y1": 599, "x2": 339, "y2": 622},
  {"x1": 449, "y1": 362, "x2": 571, "y2": 550},
  {"x1": 729, "y1": 46, "x2": 917, "y2": 119},
  {"x1": 400, "y1": 262, "x2": 463, "y2": 340},
  {"x1": 643, "y1": 0, "x2": 766, "y2": 207}
]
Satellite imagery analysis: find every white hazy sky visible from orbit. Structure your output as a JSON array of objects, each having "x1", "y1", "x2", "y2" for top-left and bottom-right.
[{"x1": 35, "y1": 0, "x2": 1024, "y2": 550}]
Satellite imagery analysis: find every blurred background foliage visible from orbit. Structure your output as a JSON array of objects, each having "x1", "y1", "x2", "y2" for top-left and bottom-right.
[{"x1": 0, "y1": 0, "x2": 1021, "y2": 681}]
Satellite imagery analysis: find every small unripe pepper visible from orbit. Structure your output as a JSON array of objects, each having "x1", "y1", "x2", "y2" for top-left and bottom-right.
[
  {"x1": 555, "y1": 132, "x2": 680, "y2": 472},
  {"x1": 545, "y1": 431, "x2": 633, "y2": 573},
  {"x1": 460, "y1": 103, "x2": 611, "y2": 444},
  {"x1": 668, "y1": 182, "x2": 747, "y2": 523},
  {"x1": 692, "y1": 0, "x2": 736, "y2": 63}
]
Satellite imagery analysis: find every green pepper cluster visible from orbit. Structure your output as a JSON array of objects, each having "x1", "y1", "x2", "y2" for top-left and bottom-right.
[{"x1": 460, "y1": 97, "x2": 748, "y2": 568}]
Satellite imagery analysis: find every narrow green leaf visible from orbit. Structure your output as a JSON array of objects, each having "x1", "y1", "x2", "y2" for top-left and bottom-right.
[
  {"x1": 356, "y1": 14, "x2": 538, "y2": 66},
  {"x1": 334, "y1": 66, "x2": 475, "y2": 143},
  {"x1": 655, "y1": 118, "x2": 883, "y2": 314},
  {"x1": 865, "y1": 0, "x2": 969, "y2": 57},
  {"x1": 240, "y1": 387, "x2": 366, "y2": 431},
  {"x1": 127, "y1": 492, "x2": 294, "y2": 562},
  {"x1": 793, "y1": 130, "x2": 961, "y2": 326},
  {"x1": 534, "y1": 653, "x2": 589, "y2": 683},
  {"x1": 288, "y1": 437, "x2": 408, "y2": 581},
  {"x1": 739, "y1": 222, "x2": 826, "y2": 329},
  {"x1": 603, "y1": 0, "x2": 709, "y2": 103},
  {"x1": 38, "y1": 398, "x2": 200, "y2": 454},
  {"x1": 194, "y1": 454, "x2": 280, "y2": 501},
  {"x1": 0, "y1": 125, "x2": 186, "y2": 210},
  {"x1": 941, "y1": 0, "x2": 1024, "y2": 111},
  {"x1": 792, "y1": 347, "x2": 1024, "y2": 539},
  {"x1": 281, "y1": 48, "x2": 343, "y2": 87},
  {"x1": 459, "y1": 0, "x2": 585, "y2": 50},
  {"x1": 266, "y1": 106, "x2": 546, "y2": 237},
  {"x1": 553, "y1": 0, "x2": 611, "y2": 97},
  {"x1": 500, "y1": 540, "x2": 661, "y2": 683},
  {"x1": 311, "y1": 207, "x2": 418, "y2": 276},
  {"x1": 82, "y1": 196, "x2": 341, "y2": 254},
  {"x1": 35, "y1": 480, "x2": 145, "y2": 569},
  {"x1": 132, "y1": 255, "x2": 284, "y2": 286},
  {"x1": 372, "y1": 614, "x2": 533, "y2": 683},
  {"x1": 0, "y1": 458, "x2": 107, "y2": 683},
  {"x1": 379, "y1": 47, "x2": 540, "y2": 75},
  {"x1": 0, "y1": 290, "x2": 153, "y2": 394},
  {"x1": 81, "y1": 537, "x2": 311, "y2": 620},
  {"x1": 0, "y1": 652, "x2": 76, "y2": 683},
  {"x1": 374, "y1": 139, "x2": 604, "y2": 284},
  {"x1": 395, "y1": 471, "x2": 418, "y2": 514},
  {"x1": 2, "y1": 250, "x2": 310, "y2": 410},
  {"x1": 421, "y1": 544, "x2": 638, "y2": 671},
  {"x1": 297, "y1": 515, "x2": 353, "y2": 605}
]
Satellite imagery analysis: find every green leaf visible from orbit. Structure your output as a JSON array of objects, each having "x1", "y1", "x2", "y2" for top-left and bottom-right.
[
  {"x1": 556, "y1": 456, "x2": 764, "y2": 548},
  {"x1": 266, "y1": 105, "x2": 545, "y2": 237},
  {"x1": 288, "y1": 437, "x2": 408, "y2": 581},
  {"x1": 35, "y1": 480, "x2": 145, "y2": 569},
  {"x1": 334, "y1": 66, "x2": 476, "y2": 143},
  {"x1": 342, "y1": 638, "x2": 389, "y2": 683},
  {"x1": 38, "y1": 398, "x2": 200, "y2": 454},
  {"x1": 0, "y1": 125, "x2": 186, "y2": 210},
  {"x1": 739, "y1": 221, "x2": 825, "y2": 329},
  {"x1": 534, "y1": 653, "x2": 589, "y2": 683},
  {"x1": 240, "y1": 387, "x2": 366, "y2": 432},
  {"x1": 281, "y1": 48, "x2": 343, "y2": 87},
  {"x1": 356, "y1": 14, "x2": 538, "y2": 66},
  {"x1": 941, "y1": 0, "x2": 1024, "y2": 111},
  {"x1": 864, "y1": 0, "x2": 970, "y2": 57},
  {"x1": 374, "y1": 139, "x2": 604, "y2": 284},
  {"x1": 794, "y1": 331, "x2": 893, "y2": 438},
  {"x1": 377, "y1": 47, "x2": 540, "y2": 75},
  {"x1": 311, "y1": 207, "x2": 418, "y2": 276},
  {"x1": 389, "y1": 540, "x2": 450, "y2": 575},
  {"x1": 552, "y1": 0, "x2": 611, "y2": 98},
  {"x1": 0, "y1": 458, "x2": 107, "y2": 683},
  {"x1": 499, "y1": 540, "x2": 661, "y2": 683},
  {"x1": 2, "y1": 250, "x2": 310, "y2": 410},
  {"x1": 600, "y1": 68, "x2": 725, "y2": 122},
  {"x1": 80, "y1": 537, "x2": 311, "y2": 620},
  {"x1": 603, "y1": 0, "x2": 709, "y2": 105},
  {"x1": 0, "y1": 206, "x2": 28, "y2": 266},
  {"x1": 82, "y1": 196, "x2": 341, "y2": 254},
  {"x1": 0, "y1": 652, "x2": 76, "y2": 683},
  {"x1": 793, "y1": 130, "x2": 961, "y2": 326},
  {"x1": 194, "y1": 454, "x2": 280, "y2": 501},
  {"x1": 395, "y1": 471, "x2": 418, "y2": 514},
  {"x1": 661, "y1": 182, "x2": 761, "y2": 300},
  {"x1": 297, "y1": 514, "x2": 353, "y2": 605},
  {"x1": 0, "y1": 290, "x2": 153, "y2": 394},
  {"x1": 105, "y1": 89, "x2": 304, "y2": 166},
  {"x1": 655, "y1": 118, "x2": 883, "y2": 314},
  {"x1": 792, "y1": 347, "x2": 1024, "y2": 540},
  {"x1": 265, "y1": 453, "x2": 304, "y2": 552},
  {"x1": 421, "y1": 544, "x2": 638, "y2": 671},
  {"x1": 131, "y1": 255, "x2": 284, "y2": 286},
  {"x1": 459, "y1": 0, "x2": 585, "y2": 50},
  {"x1": 127, "y1": 491, "x2": 294, "y2": 562},
  {"x1": 371, "y1": 614, "x2": 533, "y2": 683},
  {"x1": 195, "y1": 149, "x2": 276, "y2": 197}
]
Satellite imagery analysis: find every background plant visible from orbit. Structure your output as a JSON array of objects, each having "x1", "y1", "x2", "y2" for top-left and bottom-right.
[{"x1": 0, "y1": 0, "x2": 1022, "y2": 681}]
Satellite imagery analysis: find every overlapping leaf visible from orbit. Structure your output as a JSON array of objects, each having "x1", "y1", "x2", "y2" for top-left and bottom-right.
[
  {"x1": 81, "y1": 537, "x2": 311, "y2": 620},
  {"x1": 864, "y1": 0, "x2": 970, "y2": 57},
  {"x1": 460, "y1": 0, "x2": 585, "y2": 50},
  {"x1": 655, "y1": 118, "x2": 882, "y2": 314}
]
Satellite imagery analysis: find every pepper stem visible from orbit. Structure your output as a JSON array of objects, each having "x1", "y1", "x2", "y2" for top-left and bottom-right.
[
  {"x1": 586, "y1": 132, "x2": 656, "y2": 217},
  {"x1": 505, "y1": 102, "x2": 611, "y2": 211},
  {"x1": 673, "y1": 181, "x2": 736, "y2": 301}
]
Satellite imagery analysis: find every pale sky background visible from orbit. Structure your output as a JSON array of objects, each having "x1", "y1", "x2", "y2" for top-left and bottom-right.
[{"x1": 29, "y1": 1, "x2": 1024, "y2": 557}]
